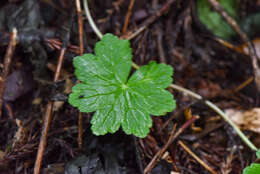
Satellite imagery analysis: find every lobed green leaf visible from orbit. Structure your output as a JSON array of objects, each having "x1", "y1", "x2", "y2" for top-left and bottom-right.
[{"x1": 69, "y1": 33, "x2": 176, "y2": 137}]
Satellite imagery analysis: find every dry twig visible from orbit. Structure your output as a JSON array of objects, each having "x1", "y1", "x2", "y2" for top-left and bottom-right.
[
  {"x1": 124, "y1": 0, "x2": 177, "y2": 40},
  {"x1": 78, "y1": 112, "x2": 83, "y2": 149},
  {"x1": 234, "y1": 76, "x2": 254, "y2": 93},
  {"x1": 0, "y1": 28, "x2": 17, "y2": 118},
  {"x1": 178, "y1": 140, "x2": 218, "y2": 174},
  {"x1": 155, "y1": 25, "x2": 167, "y2": 63},
  {"x1": 33, "y1": 48, "x2": 66, "y2": 174},
  {"x1": 75, "y1": 0, "x2": 85, "y2": 150},
  {"x1": 152, "y1": 0, "x2": 167, "y2": 63},
  {"x1": 76, "y1": 0, "x2": 85, "y2": 54},
  {"x1": 122, "y1": 0, "x2": 135, "y2": 34},
  {"x1": 144, "y1": 116, "x2": 199, "y2": 174}
]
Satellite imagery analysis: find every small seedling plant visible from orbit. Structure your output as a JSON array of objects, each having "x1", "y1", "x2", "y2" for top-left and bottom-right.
[{"x1": 69, "y1": 33, "x2": 176, "y2": 138}]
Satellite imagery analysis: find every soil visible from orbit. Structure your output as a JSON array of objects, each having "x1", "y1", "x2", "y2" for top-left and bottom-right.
[{"x1": 0, "y1": 0, "x2": 259, "y2": 173}]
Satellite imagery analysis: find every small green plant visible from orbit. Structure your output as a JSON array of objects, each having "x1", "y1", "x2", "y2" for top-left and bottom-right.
[
  {"x1": 243, "y1": 150, "x2": 260, "y2": 174},
  {"x1": 69, "y1": 33, "x2": 176, "y2": 137},
  {"x1": 197, "y1": 0, "x2": 238, "y2": 40}
]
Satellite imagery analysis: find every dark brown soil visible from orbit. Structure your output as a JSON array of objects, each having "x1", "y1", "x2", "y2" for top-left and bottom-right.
[{"x1": 0, "y1": 0, "x2": 259, "y2": 173}]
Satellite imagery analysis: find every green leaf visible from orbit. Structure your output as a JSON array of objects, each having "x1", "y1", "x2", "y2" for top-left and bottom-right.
[
  {"x1": 243, "y1": 163, "x2": 260, "y2": 174},
  {"x1": 197, "y1": 0, "x2": 238, "y2": 40},
  {"x1": 69, "y1": 33, "x2": 175, "y2": 137}
]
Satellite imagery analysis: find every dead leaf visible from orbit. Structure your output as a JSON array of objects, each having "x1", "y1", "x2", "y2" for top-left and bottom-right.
[
  {"x1": 64, "y1": 78, "x2": 73, "y2": 94},
  {"x1": 221, "y1": 146, "x2": 235, "y2": 174},
  {"x1": 12, "y1": 119, "x2": 28, "y2": 148},
  {"x1": 32, "y1": 97, "x2": 42, "y2": 105},
  {"x1": 225, "y1": 108, "x2": 260, "y2": 133},
  {"x1": 184, "y1": 108, "x2": 202, "y2": 132},
  {"x1": 53, "y1": 101, "x2": 64, "y2": 112},
  {"x1": 0, "y1": 150, "x2": 5, "y2": 161}
]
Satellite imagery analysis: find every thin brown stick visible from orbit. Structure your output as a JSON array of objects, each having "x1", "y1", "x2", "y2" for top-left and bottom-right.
[
  {"x1": 0, "y1": 28, "x2": 17, "y2": 118},
  {"x1": 75, "y1": 0, "x2": 85, "y2": 150},
  {"x1": 124, "y1": 0, "x2": 176, "y2": 40},
  {"x1": 178, "y1": 140, "x2": 218, "y2": 174},
  {"x1": 207, "y1": 0, "x2": 260, "y2": 92},
  {"x1": 53, "y1": 48, "x2": 66, "y2": 82},
  {"x1": 76, "y1": 0, "x2": 84, "y2": 54},
  {"x1": 33, "y1": 48, "x2": 66, "y2": 174},
  {"x1": 155, "y1": 25, "x2": 167, "y2": 63},
  {"x1": 234, "y1": 76, "x2": 254, "y2": 93},
  {"x1": 78, "y1": 112, "x2": 83, "y2": 149},
  {"x1": 33, "y1": 102, "x2": 53, "y2": 174},
  {"x1": 144, "y1": 116, "x2": 199, "y2": 174},
  {"x1": 151, "y1": 0, "x2": 166, "y2": 63},
  {"x1": 122, "y1": 0, "x2": 135, "y2": 34}
]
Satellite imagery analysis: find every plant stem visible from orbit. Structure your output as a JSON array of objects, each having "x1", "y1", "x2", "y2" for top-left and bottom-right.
[
  {"x1": 83, "y1": 0, "x2": 103, "y2": 39},
  {"x1": 83, "y1": 0, "x2": 257, "y2": 151},
  {"x1": 132, "y1": 62, "x2": 140, "y2": 69},
  {"x1": 169, "y1": 84, "x2": 257, "y2": 151}
]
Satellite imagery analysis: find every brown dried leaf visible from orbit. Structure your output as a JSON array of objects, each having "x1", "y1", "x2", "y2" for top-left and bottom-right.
[
  {"x1": 226, "y1": 108, "x2": 260, "y2": 133},
  {"x1": 0, "y1": 151, "x2": 5, "y2": 161},
  {"x1": 12, "y1": 119, "x2": 28, "y2": 148},
  {"x1": 53, "y1": 101, "x2": 64, "y2": 112},
  {"x1": 184, "y1": 108, "x2": 202, "y2": 132}
]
